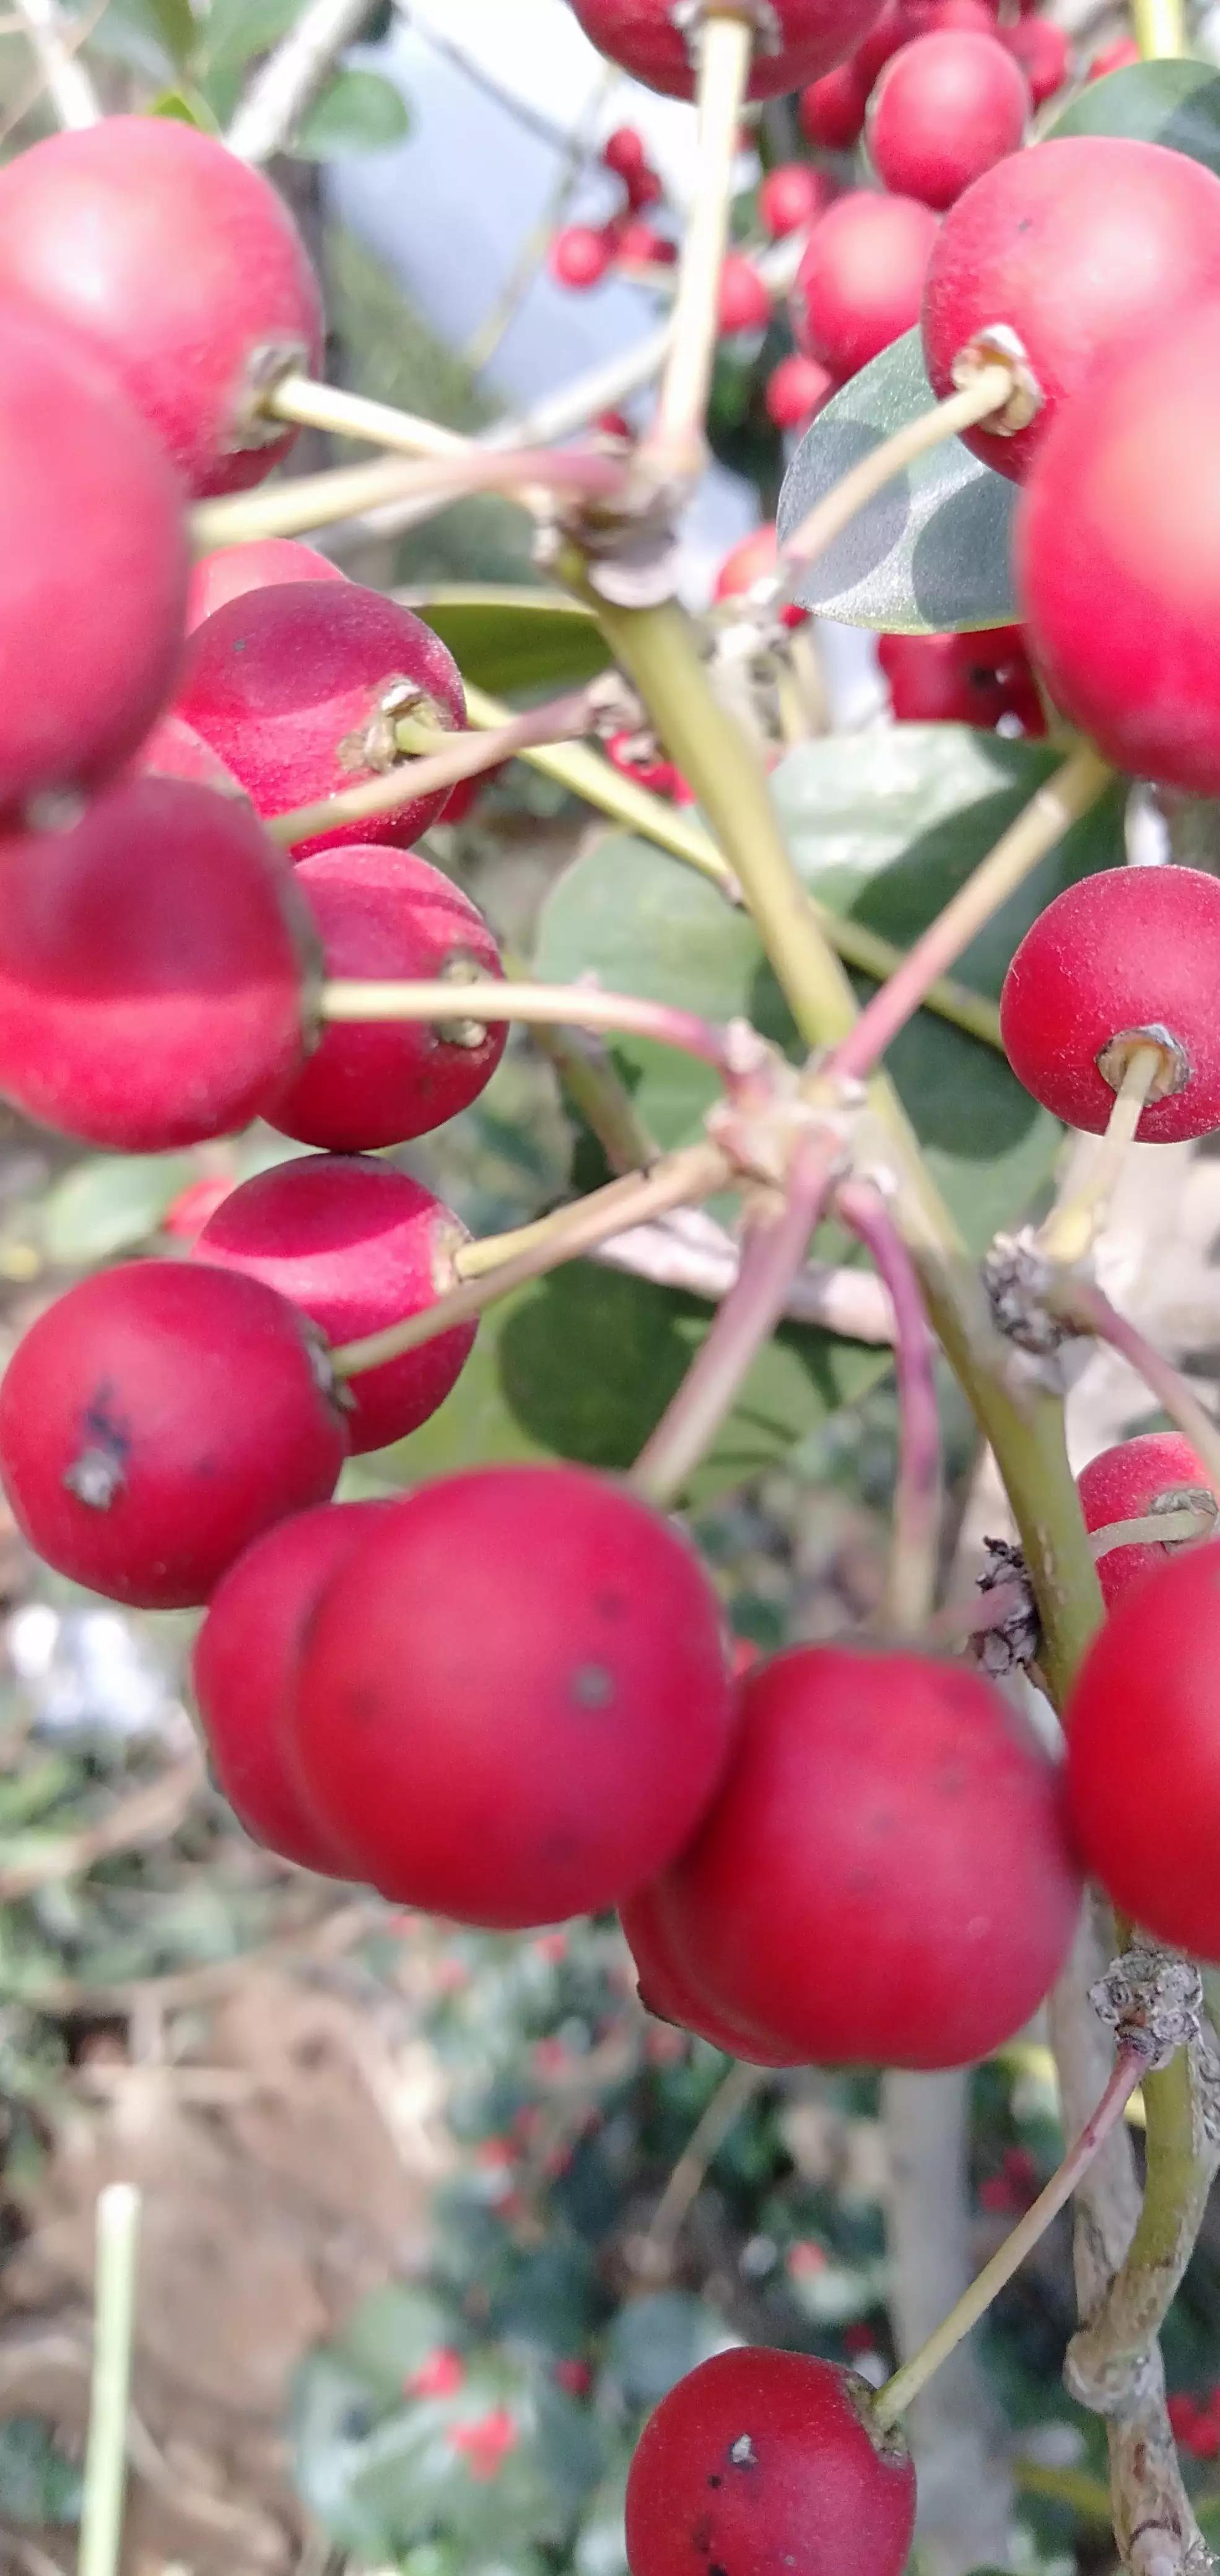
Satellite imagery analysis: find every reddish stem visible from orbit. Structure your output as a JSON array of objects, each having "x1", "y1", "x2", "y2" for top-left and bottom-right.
[{"x1": 837, "y1": 1178, "x2": 943, "y2": 1631}]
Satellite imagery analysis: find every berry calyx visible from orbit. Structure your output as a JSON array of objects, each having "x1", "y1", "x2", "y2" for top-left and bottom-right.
[
  {"x1": 999, "y1": 867, "x2": 1220, "y2": 1143},
  {"x1": 550, "y1": 224, "x2": 614, "y2": 289},
  {"x1": 867, "y1": 32, "x2": 1029, "y2": 211},
  {"x1": 0, "y1": 303, "x2": 186, "y2": 813},
  {"x1": 922, "y1": 139, "x2": 1220, "y2": 481},
  {"x1": 0, "y1": 779, "x2": 317, "y2": 1151},
  {"x1": 1066, "y1": 1546, "x2": 1220, "y2": 1959},
  {"x1": 0, "y1": 1261, "x2": 347, "y2": 1608},
  {"x1": 800, "y1": 62, "x2": 870, "y2": 149},
  {"x1": 1077, "y1": 1433, "x2": 1218, "y2": 1609},
  {"x1": 878, "y1": 626, "x2": 1044, "y2": 732},
  {"x1": 625, "y1": 2348, "x2": 916, "y2": 2576},
  {"x1": 0, "y1": 117, "x2": 322, "y2": 496},
  {"x1": 638, "y1": 1645, "x2": 1081, "y2": 2068},
  {"x1": 266, "y1": 844, "x2": 507, "y2": 1150},
  {"x1": 187, "y1": 539, "x2": 346, "y2": 632},
  {"x1": 796, "y1": 189, "x2": 938, "y2": 379},
  {"x1": 193, "y1": 1500, "x2": 396, "y2": 1871},
  {"x1": 194, "y1": 1155, "x2": 476, "y2": 1455},
  {"x1": 177, "y1": 581, "x2": 466, "y2": 856},
  {"x1": 566, "y1": 0, "x2": 891, "y2": 103},
  {"x1": 767, "y1": 351, "x2": 836, "y2": 430},
  {"x1": 293, "y1": 1464, "x2": 736, "y2": 1926},
  {"x1": 759, "y1": 162, "x2": 832, "y2": 238},
  {"x1": 718, "y1": 252, "x2": 772, "y2": 336}
]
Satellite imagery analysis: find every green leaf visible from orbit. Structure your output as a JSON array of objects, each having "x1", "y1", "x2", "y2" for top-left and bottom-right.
[
  {"x1": 200, "y1": 0, "x2": 301, "y2": 73},
  {"x1": 777, "y1": 329, "x2": 1017, "y2": 635},
  {"x1": 1046, "y1": 55, "x2": 1220, "y2": 168},
  {"x1": 41, "y1": 1154, "x2": 194, "y2": 1266},
  {"x1": 337, "y1": 2286, "x2": 459, "y2": 2404},
  {"x1": 87, "y1": 0, "x2": 194, "y2": 77},
  {"x1": 395, "y1": 587, "x2": 612, "y2": 698},
  {"x1": 295, "y1": 67, "x2": 411, "y2": 156},
  {"x1": 146, "y1": 82, "x2": 222, "y2": 129},
  {"x1": 0, "y1": 2419, "x2": 82, "y2": 2528},
  {"x1": 601, "y1": 2294, "x2": 731, "y2": 2409}
]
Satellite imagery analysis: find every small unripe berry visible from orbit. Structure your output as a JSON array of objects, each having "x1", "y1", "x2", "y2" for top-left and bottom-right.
[
  {"x1": 267, "y1": 844, "x2": 507, "y2": 1151},
  {"x1": 549, "y1": 224, "x2": 613, "y2": 289},
  {"x1": 868, "y1": 32, "x2": 1028, "y2": 210},
  {"x1": 767, "y1": 351, "x2": 836, "y2": 429},
  {"x1": 187, "y1": 540, "x2": 346, "y2": 633},
  {"x1": 625, "y1": 2349, "x2": 916, "y2": 2576},
  {"x1": 759, "y1": 162, "x2": 833, "y2": 238},
  {"x1": 800, "y1": 62, "x2": 870, "y2": 149},
  {"x1": 0, "y1": 1263, "x2": 347, "y2": 1608},
  {"x1": 718, "y1": 252, "x2": 771, "y2": 336},
  {"x1": 999, "y1": 15, "x2": 1069, "y2": 102},
  {"x1": 567, "y1": 0, "x2": 891, "y2": 102},
  {"x1": 796, "y1": 189, "x2": 938, "y2": 378},
  {"x1": 294, "y1": 1464, "x2": 736, "y2": 1926},
  {"x1": 1078, "y1": 1433, "x2": 1217, "y2": 1609},
  {"x1": 1000, "y1": 867, "x2": 1220, "y2": 1141},
  {"x1": 0, "y1": 118, "x2": 322, "y2": 495},
  {"x1": 194, "y1": 1155, "x2": 476, "y2": 1455},
  {"x1": 178, "y1": 581, "x2": 466, "y2": 857}
]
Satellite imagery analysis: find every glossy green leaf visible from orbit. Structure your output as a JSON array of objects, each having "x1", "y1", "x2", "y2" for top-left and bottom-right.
[
  {"x1": 201, "y1": 0, "x2": 300, "y2": 72},
  {"x1": 41, "y1": 1154, "x2": 194, "y2": 1266},
  {"x1": 1047, "y1": 55, "x2": 1220, "y2": 165},
  {"x1": 395, "y1": 587, "x2": 611, "y2": 698},
  {"x1": 777, "y1": 329, "x2": 1017, "y2": 634},
  {"x1": 295, "y1": 67, "x2": 410, "y2": 155}
]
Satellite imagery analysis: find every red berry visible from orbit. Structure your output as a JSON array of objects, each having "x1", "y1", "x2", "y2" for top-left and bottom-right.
[
  {"x1": 877, "y1": 626, "x2": 1044, "y2": 731},
  {"x1": 604, "y1": 733, "x2": 691, "y2": 800},
  {"x1": 596, "y1": 407, "x2": 635, "y2": 440},
  {"x1": 621, "y1": 1884, "x2": 799, "y2": 2064},
  {"x1": 1087, "y1": 33, "x2": 1139, "y2": 74},
  {"x1": 922, "y1": 139, "x2": 1220, "y2": 482},
  {"x1": 627, "y1": 163, "x2": 665, "y2": 211},
  {"x1": 177, "y1": 581, "x2": 466, "y2": 856},
  {"x1": 293, "y1": 1464, "x2": 736, "y2": 1926},
  {"x1": 718, "y1": 252, "x2": 772, "y2": 336},
  {"x1": 0, "y1": 780, "x2": 315, "y2": 1151},
  {"x1": 603, "y1": 124, "x2": 648, "y2": 178},
  {"x1": 567, "y1": 0, "x2": 891, "y2": 100},
  {"x1": 759, "y1": 162, "x2": 833, "y2": 238},
  {"x1": 855, "y1": 0, "x2": 995, "y2": 87},
  {"x1": 194, "y1": 1155, "x2": 475, "y2": 1455},
  {"x1": 0, "y1": 118, "x2": 321, "y2": 497},
  {"x1": 1077, "y1": 1433, "x2": 1217, "y2": 1609},
  {"x1": 162, "y1": 1177, "x2": 235, "y2": 1243},
  {"x1": 266, "y1": 845, "x2": 506, "y2": 1151},
  {"x1": 998, "y1": 15, "x2": 1069, "y2": 102},
  {"x1": 193, "y1": 1500, "x2": 394, "y2": 1869},
  {"x1": 0, "y1": 1261, "x2": 346, "y2": 1608},
  {"x1": 767, "y1": 352, "x2": 836, "y2": 429},
  {"x1": 714, "y1": 524, "x2": 807, "y2": 627},
  {"x1": 129, "y1": 712, "x2": 244, "y2": 796},
  {"x1": 550, "y1": 224, "x2": 613, "y2": 289},
  {"x1": 854, "y1": 2, "x2": 913, "y2": 86},
  {"x1": 187, "y1": 539, "x2": 346, "y2": 633},
  {"x1": 1066, "y1": 1546, "x2": 1220, "y2": 1959},
  {"x1": 0, "y1": 305, "x2": 186, "y2": 813},
  {"x1": 1017, "y1": 310, "x2": 1220, "y2": 789},
  {"x1": 616, "y1": 219, "x2": 676, "y2": 266},
  {"x1": 800, "y1": 63, "x2": 870, "y2": 149},
  {"x1": 407, "y1": 2348, "x2": 466, "y2": 2398},
  {"x1": 796, "y1": 189, "x2": 938, "y2": 378},
  {"x1": 625, "y1": 2348, "x2": 916, "y2": 2576},
  {"x1": 1000, "y1": 866, "x2": 1220, "y2": 1142},
  {"x1": 642, "y1": 1645, "x2": 1081, "y2": 2067},
  {"x1": 868, "y1": 33, "x2": 1028, "y2": 210}
]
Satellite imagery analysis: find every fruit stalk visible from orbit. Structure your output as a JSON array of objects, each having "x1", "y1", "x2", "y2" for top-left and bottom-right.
[
  {"x1": 1091, "y1": 1505, "x2": 1217, "y2": 1560},
  {"x1": 644, "y1": 8, "x2": 754, "y2": 476},
  {"x1": 1132, "y1": 0, "x2": 1186, "y2": 56},
  {"x1": 78, "y1": 2183, "x2": 141, "y2": 2576},
  {"x1": 1048, "y1": 1274, "x2": 1220, "y2": 1499},
  {"x1": 318, "y1": 976, "x2": 738, "y2": 1074},
  {"x1": 264, "y1": 374, "x2": 472, "y2": 459},
  {"x1": 227, "y1": 0, "x2": 398, "y2": 162},
  {"x1": 837, "y1": 1180, "x2": 943, "y2": 1632},
  {"x1": 780, "y1": 365, "x2": 1016, "y2": 586},
  {"x1": 15, "y1": 0, "x2": 101, "y2": 128},
  {"x1": 1037, "y1": 1043, "x2": 1165, "y2": 1266},
  {"x1": 266, "y1": 684, "x2": 604, "y2": 848},
  {"x1": 191, "y1": 442, "x2": 629, "y2": 551}
]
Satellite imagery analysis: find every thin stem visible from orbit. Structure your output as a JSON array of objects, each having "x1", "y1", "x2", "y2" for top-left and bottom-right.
[
  {"x1": 191, "y1": 445, "x2": 627, "y2": 553},
  {"x1": 872, "y1": 2046, "x2": 1149, "y2": 2430},
  {"x1": 1133, "y1": 0, "x2": 1185, "y2": 55},
  {"x1": 266, "y1": 687, "x2": 599, "y2": 848},
  {"x1": 266, "y1": 375, "x2": 471, "y2": 459},
  {"x1": 1037, "y1": 1044, "x2": 1164, "y2": 1267},
  {"x1": 1091, "y1": 1505, "x2": 1216, "y2": 1560},
  {"x1": 77, "y1": 2183, "x2": 141, "y2": 2576},
  {"x1": 531, "y1": 1026, "x2": 660, "y2": 1175},
  {"x1": 318, "y1": 977, "x2": 735, "y2": 1074},
  {"x1": 647, "y1": 9, "x2": 753, "y2": 473},
  {"x1": 1067, "y1": 2034, "x2": 1220, "y2": 2403},
  {"x1": 227, "y1": 0, "x2": 380, "y2": 159},
  {"x1": 642, "y1": 2061, "x2": 765, "y2": 2264},
  {"x1": 824, "y1": 745, "x2": 1112, "y2": 1087},
  {"x1": 331, "y1": 1142, "x2": 730, "y2": 1377},
  {"x1": 1048, "y1": 1274, "x2": 1220, "y2": 1501},
  {"x1": 780, "y1": 368, "x2": 1015, "y2": 585},
  {"x1": 837, "y1": 1181, "x2": 943, "y2": 1632},
  {"x1": 14, "y1": 0, "x2": 100, "y2": 124},
  {"x1": 632, "y1": 1136, "x2": 839, "y2": 1507}
]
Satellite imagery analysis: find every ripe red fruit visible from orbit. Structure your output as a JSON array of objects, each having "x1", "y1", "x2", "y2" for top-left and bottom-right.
[
  {"x1": 621, "y1": 1885, "x2": 799, "y2": 2065},
  {"x1": 625, "y1": 2348, "x2": 916, "y2": 2576},
  {"x1": 549, "y1": 224, "x2": 613, "y2": 289},
  {"x1": 187, "y1": 540, "x2": 346, "y2": 633},
  {"x1": 567, "y1": 0, "x2": 889, "y2": 100},
  {"x1": 713, "y1": 524, "x2": 807, "y2": 628},
  {"x1": 868, "y1": 32, "x2": 1027, "y2": 209},
  {"x1": 0, "y1": 305, "x2": 186, "y2": 813},
  {"x1": 855, "y1": 0, "x2": 994, "y2": 87},
  {"x1": 193, "y1": 1500, "x2": 394, "y2": 1871},
  {"x1": 294, "y1": 1464, "x2": 736, "y2": 1926},
  {"x1": 922, "y1": 139, "x2": 1220, "y2": 481},
  {"x1": 162, "y1": 1177, "x2": 235, "y2": 1243},
  {"x1": 800, "y1": 62, "x2": 870, "y2": 149},
  {"x1": 1066, "y1": 1546, "x2": 1220, "y2": 1959},
  {"x1": 0, "y1": 118, "x2": 321, "y2": 497},
  {"x1": 178, "y1": 581, "x2": 466, "y2": 856},
  {"x1": 1017, "y1": 310, "x2": 1220, "y2": 791},
  {"x1": 194, "y1": 1155, "x2": 475, "y2": 1455},
  {"x1": 605, "y1": 733, "x2": 693, "y2": 801},
  {"x1": 767, "y1": 352, "x2": 836, "y2": 430},
  {"x1": 615, "y1": 219, "x2": 676, "y2": 266},
  {"x1": 1087, "y1": 33, "x2": 1139, "y2": 74},
  {"x1": 878, "y1": 626, "x2": 1044, "y2": 731},
  {"x1": 718, "y1": 252, "x2": 771, "y2": 336},
  {"x1": 1078, "y1": 1433, "x2": 1217, "y2": 1609},
  {"x1": 998, "y1": 15, "x2": 1068, "y2": 102},
  {"x1": 603, "y1": 124, "x2": 648, "y2": 179},
  {"x1": 0, "y1": 780, "x2": 316, "y2": 1151},
  {"x1": 796, "y1": 189, "x2": 938, "y2": 378},
  {"x1": 1000, "y1": 866, "x2": 1220, "y2": 1142},
  {"x1": 0, "y1": 1262, "x2": 347, "y2": 1609},
  {"x1": 643, "y1": 1645, "x2": 1081, "y2": 2067},
  {"x1": 129, "y1": 712, "x2": 244, "y2": 796},
  {"x1": 266, "y1": 845, "x2": 506, "y2": 1151},
  {"x1": 626, "y1": 163, "x2": 664, "y2": 211},
  {"x1": 759, "y1": 162, "x2": 832, "y2": 238}
]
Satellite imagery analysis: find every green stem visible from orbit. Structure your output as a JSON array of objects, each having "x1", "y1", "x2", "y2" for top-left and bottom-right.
[
  {"x1": 1066, "y1": 2038, "x2": 1220, "y2": 2405},
  {"x1": 78, "y1": 2183, "x2": 141, "y2": 2576}
]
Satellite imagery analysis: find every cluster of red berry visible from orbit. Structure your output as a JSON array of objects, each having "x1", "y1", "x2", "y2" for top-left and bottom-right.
[{"x1": 551, "y1": 123, "x2": 678, "y2": 291}]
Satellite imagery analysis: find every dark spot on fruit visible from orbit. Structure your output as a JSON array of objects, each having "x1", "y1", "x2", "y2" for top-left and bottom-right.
[
  {"x1": 596, "y1": 1587, "x2": 628, "y2": 1619},
  {"x1": 572, "y1": 1662, "x2": 615, "y2": 1710},
  {"x1": 707, "y1": 2474, "x2": 722, "y2": 2489},
  {"x1": 938, "y1": 1759, "x2": 967, "y2": 1795},
  {"x1": 691, "y1": 2516, "x2": 713, "y2": 2554},
  {"x1": 709, "y1": 2564, "x2": 730, "y2": 2575}
]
